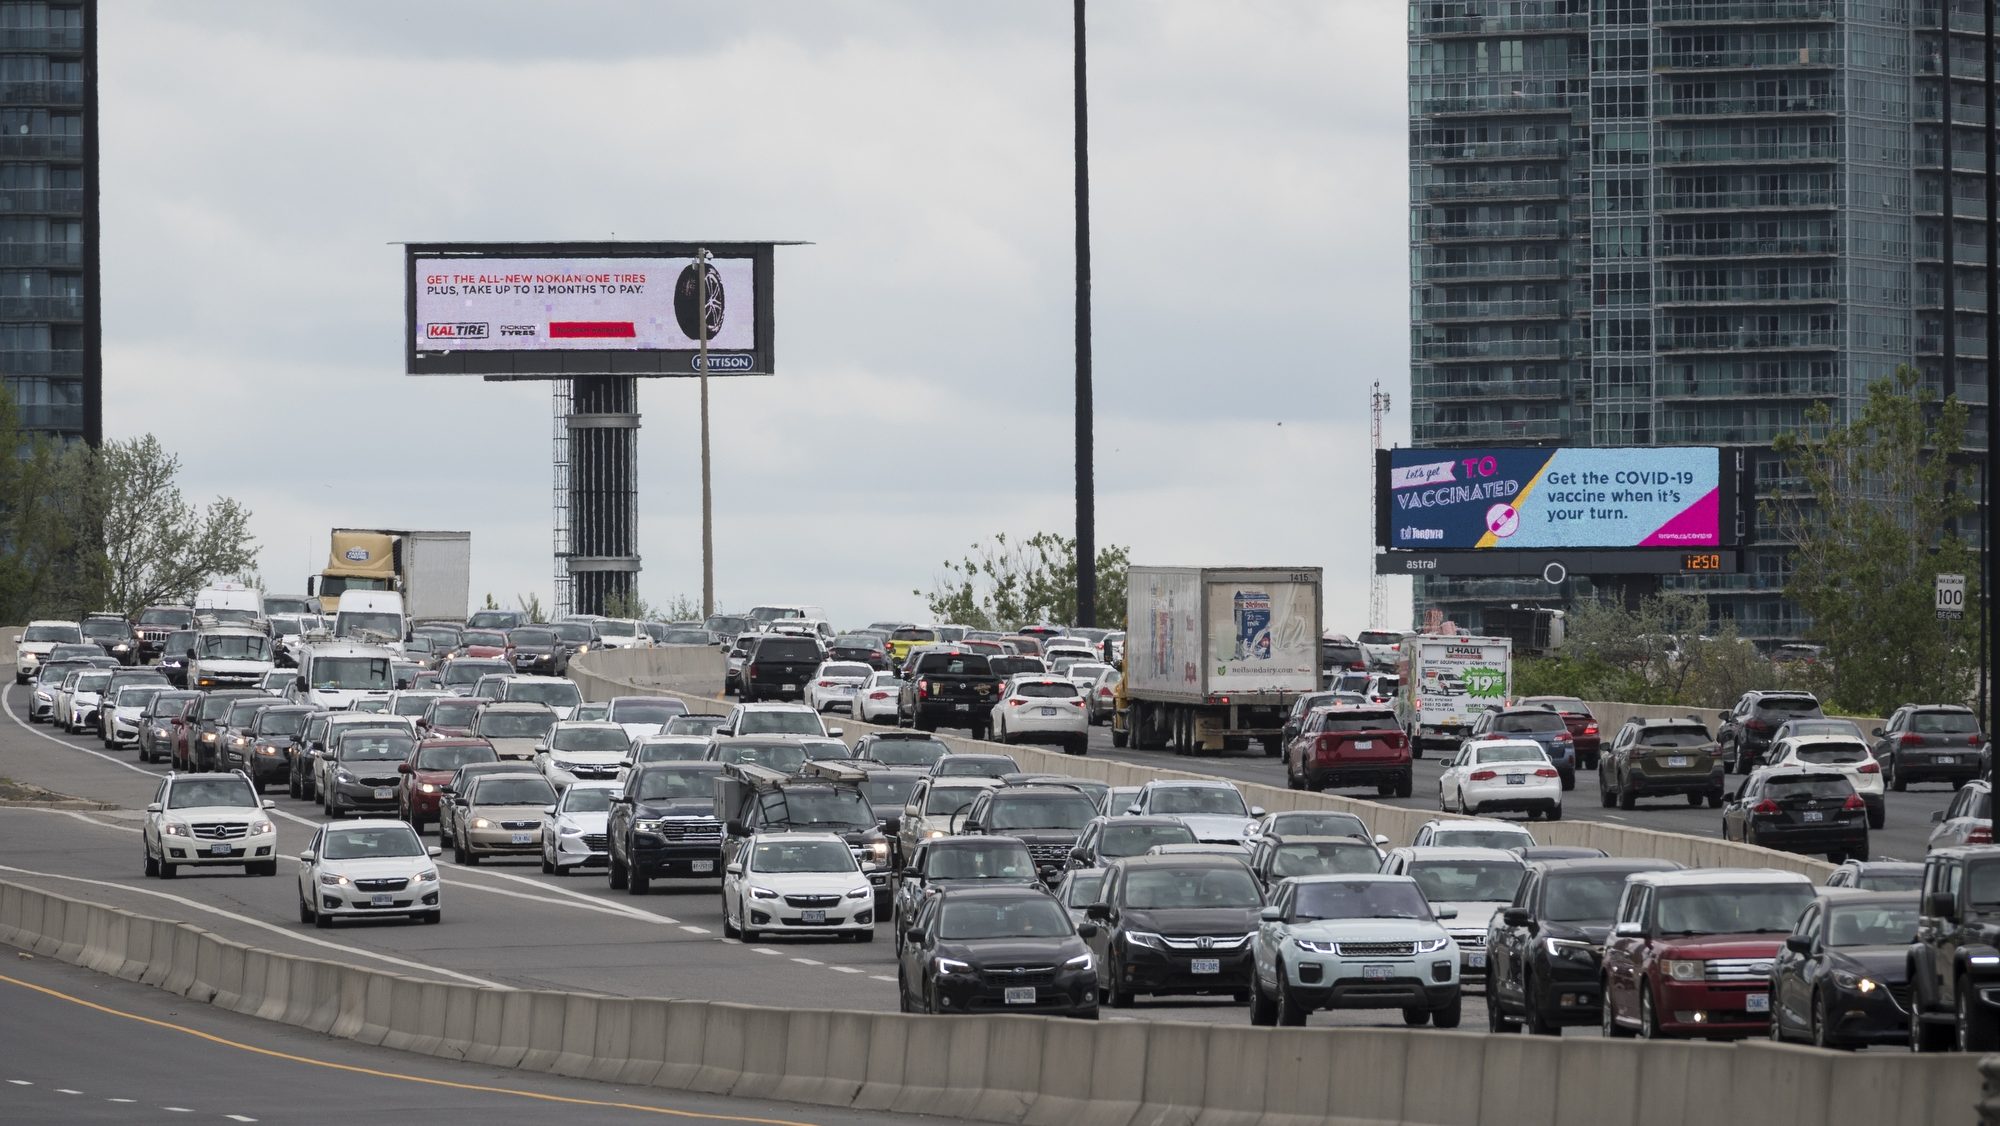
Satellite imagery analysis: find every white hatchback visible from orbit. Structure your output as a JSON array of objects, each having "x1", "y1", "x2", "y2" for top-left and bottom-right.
[
  {"x1": 808, "y1": 661, "x2": 874, "y2": 714},
  {"x1": 989, "y1": 677, "x2": 1091, "y2": 755},
  {"x1": 1767, "y1": 735, "x2": 1887, "y2": 830},
  {"x1": 1437, "y1": 738, "x2": 1562, "y2": 820},
  {"x1": 721, "y1": 831, "x2": 876, "y2": 942},
  {"x1": 854, "y1": 672, "x2": 903, "y2": 724},
  {"x1": 297, "y1": 819, "x2": 443, "y2": 927}
]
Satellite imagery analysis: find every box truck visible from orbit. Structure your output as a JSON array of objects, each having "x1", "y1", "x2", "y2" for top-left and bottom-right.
[
  {"x1": 308, "y1": 529, "x2": 471, "y2": 623},
  {"x1": 1113, "y1": 566, "x2": 1322, "y2": 757},
  {"x1": 1395, "y1": 634, "x2": 1513, "y2": 755}
]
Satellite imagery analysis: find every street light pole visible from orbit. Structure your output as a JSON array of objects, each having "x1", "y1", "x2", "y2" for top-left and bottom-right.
[
  {"x1": 1073, "y1": 0, "x2": 1096, "y2": 629},
  {"x1": 696, "y1": 248, "x2": 715, "y2": 620}
]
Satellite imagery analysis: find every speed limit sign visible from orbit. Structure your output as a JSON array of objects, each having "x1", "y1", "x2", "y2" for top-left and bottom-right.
[{"x1": 1937, "y1": 573, "x2": 1966, "y2": 620}]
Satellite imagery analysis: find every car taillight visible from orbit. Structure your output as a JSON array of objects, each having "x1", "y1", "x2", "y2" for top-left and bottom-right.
[
  {"x1": 1008, "y1": 698, "x2": 1025, "y2": 707},
  {"x1": 868, "y1": 691, "x2": 889, "y2": 700},
  {"x1": 1752, "y1": 799, "x2": 1780, "y2": 814},
  {"x1": 1746, "y1": 719, "x2": 1769, "y2": 732},
  {"x1": 1971, "y1": 826, "x2": 1995, "y2": 844},
  {"x1": 817, "y1": 680, "x2": 834, "y2": 687},
  {"x1": 747, "y1": 664, "x2": 759, "y2": 679},
  {"x1": 917, "y1": 678, "x2": 929, "y2": 699},
  {"x1": 1971, "y1": 735, "x2": 1985, "y2": 746},
  {"x1": 1583, "y1": 723, "x2": 1598, "y2": 736},
  {"x1": 1857, "y1": 760, "x2": 1879, "y2": 774},
  {"x1": 1099, "y1": 686, "x2": 1111, "y2": 696},
  {"x1": 1069, "y1": 698, "x2": 1085, "y2": 707},
  {"x1": 1534, "y1": 768, "x2": 1559, "y2": 778},
  {"x1": 1900, "y1": 733, "x2": 1924, "y2": 745},
  {"x1": 1468, "y1": 770, "x2": 1497, "y2": 781},
  {"x1": 1842, "y1": 793, "x2": 1865, "y2": 811}
]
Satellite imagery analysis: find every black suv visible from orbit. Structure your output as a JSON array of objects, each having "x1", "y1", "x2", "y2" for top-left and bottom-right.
[
  {"x1": 738, "y1": 634, "x2": 824, "y2": 703},
  {"x1": 1874, "y1": 704, "x2": 1985, "y2": 791},
  {"x1": 80, "y1": 614, "x2": 138, "y2": 666},
  {"x1": 1720, "y1": 766, "x2": 1869, "y2": 863},
  {"x1": 1484, "y1": 857, "x2": 1679, "y2": 1034},
  {"x1": 717, "y1": 770, "x2": 896, "y2": 910},
  {"x1": 897, "y1": 649, "x2": 1001, "y2": 738},
  {"x1": 187, "y1": 689, "x2": 270, "y2": 771},
  {"x1": 890, "y1": 835, "x2": 1041, "y2": 951},
  {"x1": 606, "y1": 761, "x2": 726, "y2": 894},
  {"x1": 1081, "y1": 854, "x2": 1262, "y2": 1007},
  {"x1": 1716, "y1": 691, "x2": 1822, "y2": 774},
  {"x1": 852, "y1": 731, "x2": 951, "y2": 769},
  {"x1": 959, "y1": 783, "x2": 1099, "y2": 881},
  {"x1": 133, "y1": 606, "x2": 195, "y2": 663},
  {"x1": 1908, "y1": 846, "x2": 2000, "y2": 1052},
  {"x1": 1598, "y1": 716, "x2": 1724, "y2": 810}
]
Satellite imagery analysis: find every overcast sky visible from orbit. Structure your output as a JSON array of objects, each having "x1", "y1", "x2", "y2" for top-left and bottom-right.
[{"x1": 100, "y1": 0, "x2": 1412, "y2": 629}]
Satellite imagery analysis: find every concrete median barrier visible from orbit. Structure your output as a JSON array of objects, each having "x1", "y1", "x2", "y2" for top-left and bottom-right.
[{"x1": 0, "y1": 877, "x2": 1982, "y2": 1126}]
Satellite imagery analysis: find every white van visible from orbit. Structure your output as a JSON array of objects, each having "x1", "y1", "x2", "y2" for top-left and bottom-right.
[
  {"x1": 194, "y1": 583, "x2": 264, "y2": 628},
  {"x1": 747, "y1": 604, "x2": 825, "y2": 625},
  {"x1": 334, "y1": 591, "x2": 406, "y2": 647},
  {"x1": 294, "y1": 640, "x2": 398, "y2": 711}
]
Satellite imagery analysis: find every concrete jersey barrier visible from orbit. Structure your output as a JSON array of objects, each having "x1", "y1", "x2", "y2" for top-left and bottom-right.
[
  {"x1": 0, "y1": 879, "x2": 1979, "y2": 1126},
  {"x1": 567, "y1": 649, "x2": 1838, "y2": 879}
]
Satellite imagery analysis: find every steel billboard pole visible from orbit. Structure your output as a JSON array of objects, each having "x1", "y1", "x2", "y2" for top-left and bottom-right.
[
  {"x1": 697, "y1": 248, "x2": 715, "y2": 620},
  {"x1": 1073, "y1": 0, "x2": 1096, "y2": 629},
  {"x1": 1983, "y1": 0, "x2": 1997, "y2": 807}
]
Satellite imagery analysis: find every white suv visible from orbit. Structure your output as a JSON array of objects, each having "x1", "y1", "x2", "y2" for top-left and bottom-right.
[
  {"x1": 718, "y1": 701, "x2": 838, "y2": 739},
  {"x1": 142, "y1": 772, "x2": 279, "y2": 878},
  {"x1": 14, "y1": 619, "x2": 81, "y2": 684},
  {"x1": 989, "y1": 676, "x2": 1091, "y2": 755}
]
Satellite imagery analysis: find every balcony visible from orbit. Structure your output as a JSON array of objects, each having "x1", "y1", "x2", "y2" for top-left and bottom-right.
[
  {"x1": 1419, "y1": 178, "x2": 1565, "y2": 202},
  {"x1": 1915, "y1": 194, "x2": 1994, "y2": 220},
  {"x1": 0, "y1": 80, "x2": 82, "y2": 106},
  {"x1": 0, "y1": 242, "x2": 80, "y2": 267},
  {"x1": 1413, "y1": 417, "x2": 1568, "y2": 442},
  {"x1": 1423, "y1": 219, "x2": 1567, "y2": 241},
  {"x1": 1658, "y1": 94, "x2": 1838, "y2": 118},
  {"x1": 1657, "y1": 378, "x2": 1836, "y2": 401},
  {"x1": 1657, "y1": 141, "x2": 1839, "y2": 165},
  {"x1": 1656, "y1": 235, "x2": 1839, "y2": 258},
  {"x1": 1419, "y1": 92, "x2": 1574, "y2": 117},
  {"x1": 1915, "y1": 288, "x2": 1993, "y2": 312},
  {"x1": 1420, "y1": 299, "x2": 1567, "y2": 321},
  {"x1": 0, "y1": 294, "x2": 81, "y2": 320},
  {"x1": 1916, "y1": 335, "x2": 1991, "y2": 357},
  {"x1": 1654, "y1": 283, "x2": 1841, "y2": 305},
  {"x1": 1654, "y1": 47, "x2": 1840, "y2": 71},
  {"x1": 1416, "y1": 138, "x2": 1571, "y2": 163},
  {"x1": 0, "y1": 188, "x2": 83, "y2": 215},
  {"x1": 7, "y1": 400, "x2": 82, "y2": 431},
  {"x1": 0, "y1": 348, "x2": 80, "y2": 374},
  {"x1": 1916, "y1": 99, "x2": 1989, "y2": 128},
  {"x1": 1416, "y1": 257, "x2": 1567, "y2": 281},
  {"x1": 1416, "y1": 338, "x2": 1567, "y2": 360},
  {"x1": 0, "y1": 27, "x2": 83, "y2": 52},
  {"x1": 1414, "y1": 377, "x2": 1567, "y2": 401},
  {"x1": 0, "y1": 134, "x2": 81, "y2": 159},
  {"x1": 1915, "y1": 2, "x2": 1990, "y2": 30},
  {"x1": 1655, "y1": 329, "x2": 1840, "y2": 353},
  {"x1": 1655, "y1": 1, "x2": 1837, "y2": 23},
  {"x1": 1657, "y1": 187, "x2": 1839, "y2": 212},
  {"x1": 1420, "y1": 12, "x2": 1586, "y2": 36}
]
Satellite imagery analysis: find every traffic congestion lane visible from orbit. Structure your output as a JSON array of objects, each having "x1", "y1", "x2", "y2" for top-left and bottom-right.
[{"x1": 0, "y1": 953, "x2": 986, "y2": 1126}]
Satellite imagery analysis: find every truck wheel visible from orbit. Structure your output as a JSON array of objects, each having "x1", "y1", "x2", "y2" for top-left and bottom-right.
[
  {"x1": 1260, "y1": 736, "x2": 1282, "y2": 759},
  {"x1": 1111, "y1": 726, "x2": 1128, "y2": 749}
]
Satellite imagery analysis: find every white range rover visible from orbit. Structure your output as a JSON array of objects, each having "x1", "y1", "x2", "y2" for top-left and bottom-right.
[{"x1": 142, "y1": 772, "x2": 279, "y2": 878}]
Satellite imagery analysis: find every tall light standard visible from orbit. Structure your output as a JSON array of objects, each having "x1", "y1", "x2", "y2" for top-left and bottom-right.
[{"x1": 1073, "y1": 0, "x2": 1096, "y2": 628}]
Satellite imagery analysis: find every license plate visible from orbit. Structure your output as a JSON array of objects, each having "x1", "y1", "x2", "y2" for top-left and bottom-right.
[
  {"x1": 1355, "y1": 739, "x2": 1372, "y2": 749},
  {"x1": 691, "y1": 859, "x2": 714, "y2": 873},
  {"x1": 838, "y1": 686, "x2": 855, "y2": 694},
  {"x1": 1506, "y1": 774, "x2": 1525, "y2": 785},
  {"x1": 781, "y1": 685, "x2": 797, "y2": 693},
  {"x1": 1191, "y1": 958, "x2": 1220, "y2": 974},
  {"x1": 1746, "y1": 993, "x2": 1769, "y2": 1013},
  {"x1": 1467, "y1": 952, "x2": 1486, "y2": 969},
  {"x1": 1005, "y1": 986, "x2": 1037, "y2": 1005},
  {"x1": 373, "y1": 787, "x2": 394, "y2": 800},
  {"x1": 1802, "y1": 811, "x2": 1823, "y2": 822},
  {"x1": 209, "y1": 844, "x2": 233, "y2": 856},
  {"x1": 1363, "y1": 964, "x2": 1393, "y2": 980},
  {"x1": 370, "y1": 893, "x2": 393, "y2": 908},
  {"x1": 1939, "y1": 756, "x2": 1957, "y2": 765},
  {"x1": 801, "y1": 909, "x2": 826, "y2": 924},
  {"x1": 1041, "y1": 707, "x2": 1057, "y2": 716},
  {"x1": 1666, "y1": 756, "x2": 1689, "y2": 768},
  {"x1": 955, "y1": 703, "x2": 970, "y2": 711},
  {"x1": 511, "y1": 832, "x2": 534, "y2": 844}
]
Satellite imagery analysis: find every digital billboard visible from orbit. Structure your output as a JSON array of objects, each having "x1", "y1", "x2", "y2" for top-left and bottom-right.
[
  {"x1": 1382, "y1": 446, "x2": 1724, "y2": 550},
  {"x1": 405, "y1": 242, "x2": 775, "y2": 377}
]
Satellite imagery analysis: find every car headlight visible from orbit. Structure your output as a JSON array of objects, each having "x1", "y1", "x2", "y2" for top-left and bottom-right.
[
  {"x1": 319, "y1": 873, "x2": 350, "y2": 886},
  {"x1": 845, "y1": 886, "x2": 871, "y2": 899},
  {"x1": 254, "y1": 744, "x2": 280, "y2": 755},
  {"x1": 1544, "y1": 937, "x2": 1596, "y2": 960},
  {"x1": 201, "y1": 731, "x2": 217, "y2": 742},
  {"x1": 1664, "y1": 959, "x2": 1704, "y2": 981},
  {"x1": 471, "y1": 817, "x2": 493, "y2": 829},
  {"x1": 335, "y1": 769, "x2": 354, "y2": 783},
  {"x1": 418, "y1": 783, "x2": 439, "y2": 794},
  {"x1": 152, "y1": 727, "x2": 167, "y2": 738},
  {"x1": 161, "y1": 823, "x2": 190, "y2": 837},
  {"x1": 1294, "y1": 938, "x2": 1337, "y2": 954},
  {"x1": 749, "y1": 886, "x2": 779, "y2": 900},
  {"x1": 867, "y1": 840, "x2": 890, "y2": 861},
  {"x1": 1124, "y1": 931, "x2": 1168, "y2": 951},
  {"x1": 935, "y1": 957, "x2": 971, "y2": 976},
  {"x1": 634, "y1": 818, "x2": 665, "y2": 833},
  {"x1": 1830, "y1": 969, "x2": 1877, "y2": 993},
  {"x1": 112, "y1": 643, "x2": 129, "y2": 651},
  {"x1": 248, "y1": 820, "x2": 273, "y2": 835},
  {"x1": 1063, "y1": 952, "x2": 1094, "y2": 971},
  {"x1": 1416, "y1": 936, "x2": 1452, "y2": 954},
  {"x1": 417, "y1": 869, "x2": 440, "y2": 883},
  {"x1": 229, "y1": 735, "x2": 250, "y2": 747}
]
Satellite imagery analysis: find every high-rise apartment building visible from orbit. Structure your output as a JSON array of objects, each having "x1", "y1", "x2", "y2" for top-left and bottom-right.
[
  {"x1": 1409, "y1": 0, "x2": 1990, "y2": 641},
  {"x1": 0, "y1": 0, "x2": 93, "y2": 444}
]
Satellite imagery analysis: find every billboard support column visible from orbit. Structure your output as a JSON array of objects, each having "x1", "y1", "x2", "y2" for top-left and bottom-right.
[{"x1": 697, "y1": 247, "x2": 715, "y2": 620}]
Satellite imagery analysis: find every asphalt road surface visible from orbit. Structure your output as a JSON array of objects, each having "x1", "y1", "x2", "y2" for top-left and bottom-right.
[{"x1": 0, "y1": 952, "x2": 1001, "y2": 1126}]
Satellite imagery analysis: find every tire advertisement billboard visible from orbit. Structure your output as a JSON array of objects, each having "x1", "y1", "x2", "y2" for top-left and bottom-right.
[{"x1": 1382, "y1": 446, "x2": 1724, "y2": 550}]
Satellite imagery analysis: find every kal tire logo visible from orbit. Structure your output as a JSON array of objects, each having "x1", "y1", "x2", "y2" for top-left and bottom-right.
[
  {"x1": 426, "y1": 322, "x2": 488, "y2": 340},
  {"x1": 674, "y1": 262, "x2": 726, "y2": 341}
]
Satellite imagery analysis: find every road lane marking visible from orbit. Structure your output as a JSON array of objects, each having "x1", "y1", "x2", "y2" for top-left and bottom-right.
[
  {"x1": 0, "y1": 864, "x2": 500, "y2": 987},
  {"x1": 225, "y1": 1116, "x2": 258, "y2": 1123},
  {"x1": 107, "y1": 1097, "x2": 135, "y2": 1102},
  {"x1": 679, "y1": 926, "x2": 708, "y2": 934},
  {"x1": 831, "y1": 966, "x2": 863, "y2": 974},
  {"x1": 55, "y1": 1087, "x2": 80, "y2": 1094},
  {"x1": 791, "y1": 958, "x2": 822, "y2": 967},
  {"x1": 0, "y1": 691, "x2": 160, "y2": 779},
  {"x1": 430, "y1": 861, "x2": 682, "y2": 924},
  {"x1": 0, "y1": 973, "x2": 828, "y2": 1125},
  {"x1": 5, "y1": 1080, "x2": 29, "y2": 1085},
  {"x1": 869, "y1": 976, "x2": 895, "y2": 983},
  {"x1": 162, "y1": 1107, "x2": 192, "y2": 1113}
]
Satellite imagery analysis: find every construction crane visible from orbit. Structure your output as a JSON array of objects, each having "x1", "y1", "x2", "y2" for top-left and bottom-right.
[{"x1": 1368, "y1": 381, "x2": 1392, "y2": 628}]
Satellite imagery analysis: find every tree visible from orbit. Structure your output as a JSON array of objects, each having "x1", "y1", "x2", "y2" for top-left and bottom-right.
[
  {"x1": 1769, "y1": 367, "x2": 1979, "y2": 714},
  {"x1": 1513, "y1": 592, "x2": 1812, "y2": 708},
  {"x1": 87, "y1": 435, "x2": 257, "y2": 616},
  {"x1": 917, "y1": 531, "x2": 1130, "y2": 630},
  {"x1": 516, "y1": 592, "x2": 547, "y2": 623}
]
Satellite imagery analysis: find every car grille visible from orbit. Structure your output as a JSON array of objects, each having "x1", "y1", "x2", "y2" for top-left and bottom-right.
[
  {"x1": 658, "y1": 819, "x2": 722, "y2": 843},
  {"x1": 1027, "y1": 843, "x2": 1071, "y2": 865},
  {"x1": 1158, "y1": 934, "x2": 1252, "y2": 951},
  {"x1": 500, "y1": 820, "x2": 539, "y2": 831},
  {"x1": 190, "y1": 823, "x2": 249, "y2": 841},
  {"x1": 1703, "y1": 957, "x2": 1773, "y2": 982},
  {"x1": 567, "y1": 765, "x2": 620, "y2": 779},
  {"x1": 358, "y1": 776, "x2": 398, "y2": 788},
  {"x1": 1449, "y1": 931, "x2": 1486, "y2": 949},
  {"x1": 582, "y1": 834, "x2": 608, "y2": 851},
  {"x1": 785, "y1": 894, "x2": 840, "y2": 908},
  {"x1": 1335, "y1": 941, "x2": 1416, "y2": 957},
  {"x1": 980, "y1": 965, "x2": 1056, "y2": 985},
  {"x1": 354, "y1": 878, "x2": 409, "y2": 892}
]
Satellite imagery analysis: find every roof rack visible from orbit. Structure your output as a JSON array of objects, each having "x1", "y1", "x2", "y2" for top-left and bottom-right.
[
  {"x1": 799, "y1": 759, "x2": 872, "y2": 784},
  {"x1": 720, "y1": 762, "x2": 793, "y2": 789}
]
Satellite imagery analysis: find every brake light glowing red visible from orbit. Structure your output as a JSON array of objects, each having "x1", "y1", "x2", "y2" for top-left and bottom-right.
[
  {"x1": 1752, "y1": 799, "x2": 1780, "y2": 814},
  {"x1": 1583, "y1": 723, "x2": 1598, "y2": 735},
  {"x1": 1857, "y1": 760, "x2": 1879, "y2": 774},
  {"x1": 1008, "y1": 699, "x2": 1025, "y2": 707},
  {"x1": 1900, "y1": 733, "x2": 1924, "y2": 746},
  {"x1": 1534, "y1": 768, "x2": 1558, "y2": 778},
  {"x1": 1070, "y1": 699, "x2": 1085, "y2": 707},
  {"x1": 1468, "y1": 770, "x2": 1497, "y2": 781},
  {"x1": 1842, "y1": 793, "x2": 1865, "y2": 811},
  {"x1": 1972, "y1": 826, "x2": 1995, "y2": 844},
  {"x1": 868, "y1": 692, "x2": 889, "y2": 700}
]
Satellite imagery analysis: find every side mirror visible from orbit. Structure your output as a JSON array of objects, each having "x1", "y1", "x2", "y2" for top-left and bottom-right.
[
  {"x1": 725, "y1": 820, "x2": 749, "y2": 838},
  {"x1": 904, "y1": 928, "x2": 924, "y2": 946},
  {"x1": 828, "y1": 728, "x2": 843, "y2": 738},
  {"x1": 1871, "y1": 728, "x2": 1884, "y2": 737},
  {"x1": 725, "y1": 864, "x2": 743, "y2": 876},
  {"x1": 611, "y1": 795, "x2": 632, "y2": 804},
  {"x1": 1076, "y1": 922, "x2": 1100, "y2": 939},
  {"x1": 1249, "y1": 806, "x2": 1265, "y2": 818},
  {"x1": 1927, "y1": 892, "x2": 1958, "y2": 920},
  {"x1": 1125, "y1": 804, "x2": 1142, "y2": 816},
  {"x1": 1436, "y1": 907, "x2": 1458, "y2": 920},
  {"x1": 1784, "y1": 934, "x2": 1813, "y2": 955},
  {"x1": 1070, "y1": 848, "x2": 1089, "y2": 861},
  {"x1": 145, "y1": 802, "x2": 161, "y2": 813},
  {"x1": 427, "y1": 846, "x2": 442, "y2": 858},
  {"x1": 961, "y1": 821, "x2": 982, "y2": 834},
  {"x1": 1933, "y1": 810, "x2": 1947, "y2": 823},
  {"x1": 1502, "y1": 907, "x2": 1531, "y2": 928},
  {"x1": 398, "y1": 763, "x2": 412, "y2": 774},
  {"x1": 879, "y1": 816, "x2": 900, "y2": 835},
  {"x1": 1259, "y1": 905, "x2": 1283, "y2": 922},
  {"x1": 542, "y1": 805, "x2": 557, "y2": 815},
  {"x1": 1085, "y1": 903, "x2": 1111, "y2": 921},
  {"x1": 1373, "y1": 834, "x2": 1390, "y2": 847},
  {"x1": 1718, "y1": 712, "x2": 1730, "y2": 722},
  {"x1": 297, "y1": 851, "x2": 315, "y2": 862},
  {"x1": 1614, "y1": 921, "x2": 1644, "y2": 938}
]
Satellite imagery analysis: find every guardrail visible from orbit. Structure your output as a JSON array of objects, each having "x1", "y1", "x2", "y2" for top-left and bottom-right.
[
  {"x1": 567, "y1": 649, "x2": 1837, "y2": 879},
  {"x1": 0, "y1": 879, "x2": 1978, "y2": 1126}
]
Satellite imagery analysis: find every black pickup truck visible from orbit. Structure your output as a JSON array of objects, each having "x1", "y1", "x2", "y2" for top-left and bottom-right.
[
  {"x1": 738, "y1": 634, "x2": 825, "y2": 703},
  {"x1": 898, "y1": 649, "x2": 1000, "y2": 739}
]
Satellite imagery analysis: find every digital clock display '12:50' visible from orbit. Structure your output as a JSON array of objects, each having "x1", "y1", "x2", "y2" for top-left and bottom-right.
[{"x1": 1681, "y1": 553, "x2": 1723, "y2": 571}]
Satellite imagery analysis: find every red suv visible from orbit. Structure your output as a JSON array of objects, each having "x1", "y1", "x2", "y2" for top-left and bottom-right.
[
  {"x1": 1281, "y1": 706, "x2": 1412, "y2": 797},
  {"x1": 1600, "y1": 869, "x2": 1815, "y2": 1039},
  {"x1": 397, "y1": 737, "x2": 499, "y2": 832}
]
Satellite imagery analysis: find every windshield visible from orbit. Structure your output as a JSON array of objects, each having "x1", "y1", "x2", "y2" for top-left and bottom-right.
[
  {"x1": 1778, "y1": 720, "x2": 1860, "y2": 738},
  {"x1": 145, "y1": 693, "x2": 196, "y2": 717},
  {"x1": 224, "y1": 701, "x2": 266, "y2": 726},
  {"x1": 1123, "y1": 866, "x2": 1262, "y2": 909},
  {"x1": 475, "y1": 711, "x2": 558, "y2": 738},
  {"x1": 777, "y1": 791, "x2": 874, "y2": 829},
  {"x1": 707, "y1": 615, "x2": 752, "y2": 634},
  {"x1": 664, "y1": 715, "x2": 725, "y2": 737},
  {"x1": 1434, "y1": 828, "x2": 1532, "y2": 850},
  {"x1": 116, "y1": 686, "x2": 164, "y2": 707},
  {"x1": 337, "y1": 733, "x2": 414, "y2": 761},
  {"x1": 510, "y1": 682, "x2": 581, "y2": 709},
  {"x1": 988, "y1": 656, "x2": 1045, "y2": 677},
  {"x1": 337, "y1": 612, "x2": 402, "y2": 638},
  {"x1": 427, "y1": 698, "x2": 479, "y2": 725},
  {"x1": 267, "y1": 616, "x2": 303, "y2": 637},
  {"x1": 1268, "y1": 812, "x2": 1368, "y2": 839},
  {"x1": 594, "y1": 620, "x2": 637, "y2": 638},
  {"x1": 936, "y1": 756, "x2": 1018, "y2": 778},
  {"x1": 635, "y1": 740, "x2": 708, "y2": 763},
  {"x1": 461, "y1": 631, "x2": 506, "y2": 647},
  {"x1": 986, "y1": 794, "x2": 1096, "y2": 831},
  {"x1": 1146, "y1": 786, "x2": 1249, "y2": 817},
  {"x1": 738, "y1": 711, "x2": 823, "y2": 736},
  {"x1": 551, "y1": 726, "x2": 631, "y2": 754},
  {"x1": 1407, "y1": 861, "x2": 1525, "y2": 903},
  {"x1": 23, "y1": 624, "x2": 80, "y2": 642},
  {"x1": 1755, "y1": 698, "x2": 1821, "y2": 717},
  {"x1": 1472, "y1": 745, "x2": 1548, "y2": 765},
  {"x1": 1656, "y1": 885, "x2": 1815, "y2": 934},
  {"x1": 1270, "y1": 843, "x2": 1382, "y2": 878},
  {"x1": 1293, "y1": 879, "x2": 1434, "y2": 921},
  {"x1": 1823, "y1": 904, "x2": 1918, "y2": 946},
  {"x1": 1637, "y1": 728, "x2": 1712, "y2": 748},
  {"x1": 321, "y1": 825, "x2": 426, "y2": 861},
  {"x1": 561, "y1": 788, "x2": 614, "y2": 813},
  {"x1": 1789, "y1": 741, "x2": 1870, "y2": 765},
  {"x1": 509, "y1": 628, "x2": 555, "y2": 647},
  {"x1": 466, "y1": 612, "x2": 519, "y2": 630},
  {"x1": 751, "y1": 839, "x2": 855, "y2": 873},
  {"x1": 868, "y1": 739, "x2": 948, "y2": 766},
  {"x1": 820, "y1": 663, "x2": 871, "y2": 680},
  {"x1": 74, "y1": 671, "x2": 111, "y2": 692},
  {"x1": 137, "y1": 610, "x2": 188, "y2": 627},
  {"x1": 472, "y1": 777, "x2": 557, "y2": 806},
  {"x1": 1100, "y1": 823, "x2": 1197, "y2": 858},
  {"x1": 393, "y1": 695, "x2": 439, "y2": 717},
  {"x1": 609, "y1": 698, "x2": 685, "y2": 724},
  {"x1": 938, "y1": 897, "x2": 1073, "y2": 939},
  {"x1": 1542, "y1": 871, "x2": 1639, "y2": 923},
  {"x1": 442, "y1": 660, "x2": 506, "y2": 686},
  {"x1": 1913, "y1": 710, "x2": 1980, "y2": 734},
  {"x1": 635, "y1": 768, "x2": 713, "y2": 801},
  {"x1": 1063, "y1": 872, "x2": 1105, "y2": 905},
  {"x1": 1855, "y1": 869, "x2": 1923, "y2": 892},
  {"x1": 166, "y1": 778, "x2": 257, "y2": 809},
  {"x1": 199, "y1": 635, "x2": 270, "y2": 660},
  {"x1": 81, "y1": 619, "x2": 128, "y2": 639},
  {"x1": 313, "y1": 656, "x2": 392, "y2": 690},
  {"x1": 925, "y1": 786, "x2": 989, "y2": 814},
  {"x1": 1495, "y1": 713, "x2": 1564, "y2": 733},
  {"x1": 416, "y1": 743, "x2": 496, "y2": 770},
  {"x1": 1763, "y1": 776, "x2": 1855, "y2": 801},
  {"x1": 860, "y1": 777, "x2": 918, "y2": 809},
  {"x1": 717, "y1": 742, "x2": 808, "y2": 773},
  {"x1": 1358, "y1": 630, "x2": 1404, "y2": 646}
]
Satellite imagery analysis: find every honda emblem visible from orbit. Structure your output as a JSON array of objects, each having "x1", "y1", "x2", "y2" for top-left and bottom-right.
[{"x1": 1197, "y1": 936, "x2": 1213, "y2": 950}]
